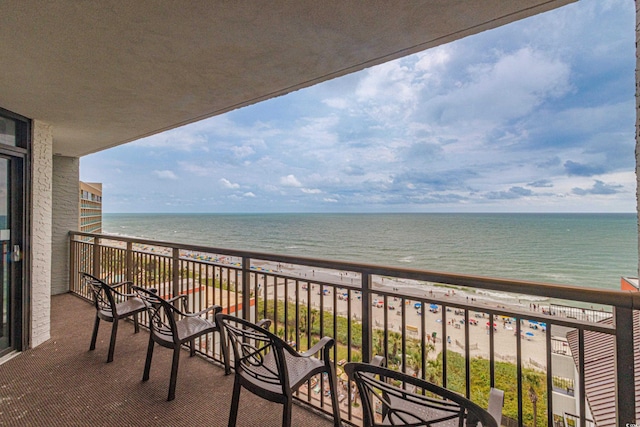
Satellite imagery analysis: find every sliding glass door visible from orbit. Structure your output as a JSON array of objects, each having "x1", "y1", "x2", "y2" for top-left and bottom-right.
[{"x1": 0, "y1": 111, "x2": 27, "y2": 357}]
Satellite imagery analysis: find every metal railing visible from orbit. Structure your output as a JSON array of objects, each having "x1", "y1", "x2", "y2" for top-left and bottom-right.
[
  {"x1": 69, "y1": 231, "x2": 639, "y2": 427},
  {"x1": 550, "y1": 337, "x2": 570, "y2": 355}
]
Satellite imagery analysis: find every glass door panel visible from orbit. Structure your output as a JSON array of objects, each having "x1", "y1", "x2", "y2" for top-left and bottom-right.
[
  {"x1": 0, "y1": 117, "x2": 17, "y2": 147},
  {"x1": 0, "y1": 158, "x2": 9, "y2": 352},
  {"x1": 0, "y1": 108, "x2": 26, "y2": 356}
]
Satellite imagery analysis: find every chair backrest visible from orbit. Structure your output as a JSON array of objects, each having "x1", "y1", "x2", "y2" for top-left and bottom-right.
[
  {"x1": 216, "y1": 313, "x2": 288, "y2": 395},
  {"x1": 132, "y1": 286, "x2": 180, "y2": 344},
  {"x1": 81, "y1": 272, "x2": 116, "y2": 314},
  {"x1": 487, "y1": 388, "x2": 504, "y2": 425},
  {"x1": 344, "y1": 362, "x2": 498, "y2": 427}
]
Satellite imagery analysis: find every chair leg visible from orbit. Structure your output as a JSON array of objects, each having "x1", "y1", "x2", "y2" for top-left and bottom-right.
[
  {"x1": 190, "y1": 339, "x2": 195, "y2": 357},
  {"x1": 282, "y1": 399, "x2": 293, "y2": 427},
  {"x1": 107, "y1": 319, "x2": 118, "y2": 363},
  {"x1": 133, "y1": 312, "x2": 140, "y2": 333},
  {"x1": 89, "y1": 316, "x2": 100, "y2": 351},
  {"x1": 228, "y1": 376, "x2": 242, "y2": 427},
  {"x1": 143, "y1": 336, "x2": 155, "y2": 382},
  {"x1": 219, "y1": 331, "x2": 230, "y2": 375},
  {"x1": 327, "y1": 368, "x2": 342, "y2": 427},
  {"x1": 167, "y1": 347, "x2": 181, "y2": 401}
]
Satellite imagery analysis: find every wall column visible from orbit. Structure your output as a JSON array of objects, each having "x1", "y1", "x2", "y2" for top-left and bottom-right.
[
  {"x1": 31, "y1": 120, "x2": 53, "y2": 347},
  {"x1": 637, "y1": 0, "x2": 640, "y2": 279},
  {"x1": 51, "y1": 156, "x2": 79, "y2": 295}
]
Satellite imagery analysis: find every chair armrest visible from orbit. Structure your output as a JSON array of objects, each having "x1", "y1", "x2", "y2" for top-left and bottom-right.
[
  {"x1": 109, "y1": 281, "x2": 135, "y2": 297},
  {"x1": 187, "y1": 304, "x2": 222, "y2": 318},
  {"x1": 165, "y1": 294, "x2": 189, "y2": 312},
  {"x1": 256, "y1": 318, "x2": 272, "y2": 330},
  {"x1": 299, "y1": 336, "x2": 335, "y2": 358},
  {"x1": 166, "y1": 294, "x2": 188, "y2": 303},
  {"x1": 370, "y1": 355, "x2": 386, "y2": 367},
  {"x1": 110, "y1": 281, "x2": 132, "y2": 290}
]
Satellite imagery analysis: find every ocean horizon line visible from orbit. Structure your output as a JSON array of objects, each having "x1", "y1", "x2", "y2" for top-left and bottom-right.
[{"x1": 103, "y1": 211, "x2": 636, "y2": 216}]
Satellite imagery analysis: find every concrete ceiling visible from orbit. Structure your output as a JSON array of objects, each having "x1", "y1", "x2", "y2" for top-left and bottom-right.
[{"x1": 0, "y1": 0, "x2": 575, "y2": 157}]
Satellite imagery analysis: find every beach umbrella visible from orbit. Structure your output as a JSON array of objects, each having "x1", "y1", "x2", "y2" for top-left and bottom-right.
[
  {"x1": 525, "y1": 331, "x2": 534, "y2": 337},
  {"x1": 528, "y1": 320, "x2": 538, "y2": 324},
  {"x1": 429, "y1": 304, "x2": 438, "y2": 310},
  {"x1": 486, "y1": 322, "x2": 497, "y2": 327}
]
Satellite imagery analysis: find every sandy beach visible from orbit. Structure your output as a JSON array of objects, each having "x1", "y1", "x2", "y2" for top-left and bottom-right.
[
  {"x1": 123, "y1": 244, "x2": 573, "y2": 371},
  {"x1": 249, "y1": 262, "x2": 562, "y2": 371}
]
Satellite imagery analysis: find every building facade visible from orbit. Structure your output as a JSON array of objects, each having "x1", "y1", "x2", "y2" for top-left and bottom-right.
[{"x1": 79, "y1": 182, "x2": 102, "y2": 234}]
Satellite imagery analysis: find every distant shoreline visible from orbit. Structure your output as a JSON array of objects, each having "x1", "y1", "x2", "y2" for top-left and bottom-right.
[{"x1": 103, "y1": 211, "x2": 637, "y2": 216}]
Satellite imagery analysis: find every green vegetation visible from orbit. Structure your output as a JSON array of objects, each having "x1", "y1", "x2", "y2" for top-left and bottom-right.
[
  {"x1": 433, "y1": 283, "x2": 463, "y2": 291},
  {"x1": 256, "y1": 295, "x2": 548, "y2": 425},
  {"x1": 257, "y1": 299, "x2": 363, "y2": 352},
  {"x1": 443, "y1": 351, "x2": 546, "y2": 426}
]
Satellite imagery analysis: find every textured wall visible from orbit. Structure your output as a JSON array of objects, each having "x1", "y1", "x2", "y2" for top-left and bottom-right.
[
  {"x1": 51, "y1": 156, "x2": 79, "y2": 295},
  {"x1": 31, "y1": 120, "x2": 53, "y2": 347},
  {"x1": 637, "y1": 0, "x2": 640, "y2": 279}
]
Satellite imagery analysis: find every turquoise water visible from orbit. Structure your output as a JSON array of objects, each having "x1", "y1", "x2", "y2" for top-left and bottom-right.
[{"x1": 103, "y1": 213, "x2": 637, "y2": 291}]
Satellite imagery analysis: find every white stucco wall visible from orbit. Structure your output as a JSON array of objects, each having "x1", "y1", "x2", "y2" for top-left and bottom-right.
[
  {"x1": 51, "y1": 156, "x2": 79, "y2": 295},
  {"x1": 637, "y1": 0, "x2": 640, "y2": 279},
  {"x1": 551, "y1": 352, "x2": 580, "y2": 417},
  {"x1": 31, "y1": 120, "x2": 53, "y2": 347}
]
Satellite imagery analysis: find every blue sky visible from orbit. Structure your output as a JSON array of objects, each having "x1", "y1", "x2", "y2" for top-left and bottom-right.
[{"x1": 81, "y1": 0, "x2": 636, "y2": 213}]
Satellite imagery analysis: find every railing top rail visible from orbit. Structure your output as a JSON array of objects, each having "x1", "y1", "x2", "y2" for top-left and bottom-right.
[{"x1": 69, "y1": 230, "x2": 640, "y2": 309}]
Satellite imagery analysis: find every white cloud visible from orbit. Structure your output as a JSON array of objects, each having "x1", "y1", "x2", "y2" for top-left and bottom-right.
[
  {"x1": 414, "y1": 46, "x2": 452, "y2": 72},
  {"x1": 280, "y1": 175, "x2": 302, "y2": 187},
  {"x1": 354, "y1": 61, "x2": 423, "y2": 124},
  {"x1": 356, "y1": 61, "x2": 420, "y2": 104},
  {"x1": 295, "y1": 116, "x2": 340, "y2": 149},
  {"x1": 135, "y1": 129, "x2": 208, "y2": 151},
  {"x1": 231, "y1": 145, "x2": 256, "y2": 158},
  {"x1": 153, "y1": 170, "x2": 178, "y2": 180},
  {"x1": 323, "y1": 98, "x2": 348, "y2": 109},
  {"x1": 244, "y1": 192, "x2": 256, "y2": 197},
  {"x1": 430, "y1": 47, "x2": 571, "y2": 127},
  {"x1": 301, "y1": 188, "x2": 322, "y2": 194},
  {"x1": 180, "y1": 162, "x2": 215, "y2": 177},
  {"x1": 220, "y1": 178, "x2": 240, "y2": 189}
]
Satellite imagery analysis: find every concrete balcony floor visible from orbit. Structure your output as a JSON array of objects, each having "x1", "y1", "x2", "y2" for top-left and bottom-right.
[{"x1": 0, "y1": 293, "x2": 334, "y2": 427}]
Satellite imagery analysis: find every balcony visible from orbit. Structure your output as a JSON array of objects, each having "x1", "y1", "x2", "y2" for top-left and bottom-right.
[
  {"x1": 0, "y1": 292, "x2": 334, "y2": 426},
  {"x1": 65, "y1": 231, "x2": 640, "y2": 426}
]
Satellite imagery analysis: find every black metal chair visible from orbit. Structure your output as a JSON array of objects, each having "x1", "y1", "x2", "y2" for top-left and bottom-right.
[
  {"x1": 216, "y1": 313, "x2": 342, "y2": 427},
  {"x1": 344, "y1": 362, "x2": 498, "y2": 427},
  {"x1": 133, "y1": 286, "x2": 224, "y2": 401},
  {"x1": 81, "y1": 272, "x2": 147, "y2": 363}
]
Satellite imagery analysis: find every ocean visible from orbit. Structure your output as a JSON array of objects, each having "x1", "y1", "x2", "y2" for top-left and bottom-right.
[{"x1": 103, "y1": 213, "x2": 637, "y2": 291}]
